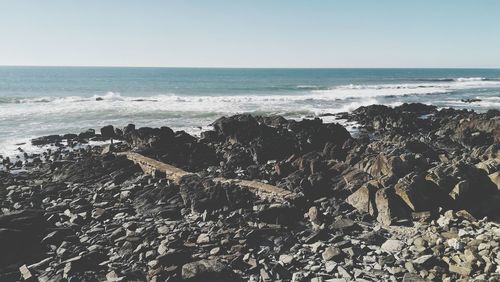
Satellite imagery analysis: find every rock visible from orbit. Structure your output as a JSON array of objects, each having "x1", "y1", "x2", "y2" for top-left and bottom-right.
[
  {"x1": 19, "y1": 264, "x2": 33, "y2": 280},
  {"x1": 0, "y1": 210, "x2": 46, "y2": 268},
  {"x1": 381, "y1": 239, "x2": 405, "y2": 253},
  {"x1": 196, "y1": 233, "x2": 210, "y2": 244},
  {"x1": 489, "y1": 171, "x2": 500, "y2": 189},
  {"x1": 330, "y1": 218, "x2": 357, "y2": 233},
  {"x1": 412, "y1": 255, "x2": 434, "y2": 267},
  {"x1": 346, "y1": 180, "x2": 379, "y2": 216},
  {"x1": 209, "y1": 247, "x2": 220, "y2": 256},
  {"x1": 394, "y1": 173, "x2": 444, "y2": 212},
  {"x1": 322, "y1": 246, "x2": 343, "y2": 262},
  {"x1": 158, "y1": 243, "x2": 168, "y2": 256},
  {"x1": 31, "y1": 134, "x2": 63, "y2": 146},
  {"x1": 100, "y1": 125, "x2": 115, "y2": 139},
  {"x1": 279, "y1": 254, "x2": 294, "y2": 264},
  {"x1": 79, "y1": 128, "x2": 95, "y2": 139},
  {"x1": 448, "y1": 263, "x2": 472, "y2": 276},
  {"x1": 106, "y1": 270, "x2": 122, "y2": 281},
  {"x1": 157, "y1": 226, "x2": 169, "y2": 234},
  {"x1": 376, "y1": 188, "x2": 411, "y2": 225},
  {"x1": 291, "y1": 272, "x2": 305, "y2": 282},
  {"x1": 181, "y1": 259, "x2": 237, "y2": 281},
  {"x1": 449, "y1": 180, "x2": 469, "y2": 201},
  {"x1": 308, "y1": 206, "x2": 321, "y2": 227},
  {"x1": 402, "y1": 273, "x2": 426, "y2": 282},
  {"x1": 363, "y1": 153, "x2": 391, "y2": 177}
]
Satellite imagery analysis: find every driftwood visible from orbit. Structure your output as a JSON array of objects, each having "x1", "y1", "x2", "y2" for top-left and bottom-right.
[{"x1": 119, "y1": 151, "x2": 300, "y2": 202}]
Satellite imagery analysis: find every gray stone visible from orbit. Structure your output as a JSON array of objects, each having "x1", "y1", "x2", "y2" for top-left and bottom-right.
[
  {"x1": 381, "y1": 239, "x2": 405, "y2": 253},
  {"x1": 181, "y1": 259, "x2": 232, "y2": 281},
  {"x1": 402, "y1": 273, "x2": 425, "y2": 282},
  {"x1": 196, "y1": 233, "x2": 210, "y2": 244},
  {"x1": 322, "y1": 246, "x2": 343, "y2": 262}
]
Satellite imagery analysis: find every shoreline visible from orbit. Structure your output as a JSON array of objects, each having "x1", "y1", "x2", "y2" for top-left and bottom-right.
[{"x1": 1, "y1": 103, "x2": 499, "y2": 281}]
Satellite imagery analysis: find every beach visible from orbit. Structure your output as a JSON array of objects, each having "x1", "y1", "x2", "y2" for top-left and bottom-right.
[{"x1": 1, "y1": 102, "x2": 499, "y2": 281}]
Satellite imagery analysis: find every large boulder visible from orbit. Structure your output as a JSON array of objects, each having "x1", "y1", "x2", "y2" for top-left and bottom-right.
[
  {"x1": 375, "y1": 188, "x2": 411, "y2": 225},
  {"x1": 346, "y1": 180, "x2": 380, "y2": 216},
  {"x1": 394, "y1": 173, "x2": 447, "y2": 212},
  {"x1": 100, "y1": 125, "x2": 115, "y2": 139},
  {"x1": 212, "y1": 114, "x2": 261, "y2": 144},
  {"x1": 288, "y1": 118, "x2": 351, "y2": 152}
]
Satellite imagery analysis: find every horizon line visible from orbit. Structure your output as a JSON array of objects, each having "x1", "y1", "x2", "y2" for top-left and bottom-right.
[{"x1": 0, "y1": 64, "x2": 499, "y2": 70}]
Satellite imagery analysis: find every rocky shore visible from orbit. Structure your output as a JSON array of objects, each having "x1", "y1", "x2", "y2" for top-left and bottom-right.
[{"x1": 1, "y1": 103, "x2": 499, "y2": 282}]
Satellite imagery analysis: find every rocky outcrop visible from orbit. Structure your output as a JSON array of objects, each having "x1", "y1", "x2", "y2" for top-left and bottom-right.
[{"x1": 2, "y1": 103, "x2": 498, "y2": 281}]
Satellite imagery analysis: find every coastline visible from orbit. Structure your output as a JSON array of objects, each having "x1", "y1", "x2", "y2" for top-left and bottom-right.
[{"x1": 1, "y1": 103, "x2": 499, "y2": 281}]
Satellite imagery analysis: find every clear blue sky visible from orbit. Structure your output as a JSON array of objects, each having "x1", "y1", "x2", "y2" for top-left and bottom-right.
[{"x1": 0, "y1": 0, "x2": 499, "y2": 68}]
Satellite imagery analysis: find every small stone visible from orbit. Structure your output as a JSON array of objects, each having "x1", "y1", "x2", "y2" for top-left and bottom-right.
[
  {"x1": 106, "y1": 270, "x2": 123, "y2": 281},
  {"x1": 279, "y1": 254, "x2": 294, "y2": 264},
  {"x1": 309, "y1": 241, "x2": 324, "y2": 253},
  {"x1": 412, "y1": 255, "x2": 434, "y2": 267},
  {"x1": 337, "y1": 265, "x2": 352, "y2": 279},
  {"x1": 147, "y1": 260, "x2": 159, "y2": 269},
  {"x1": 381, "y1": 239, "x2": 405, "y2": 253},
  {"x1": 448, "y1": 263, "x2": 472, "y2": 276},
  {"x1": 405, "y1": 261, "x2": 416, "y2": 273},
  {"x1": 325, "y1": 261, "x2": 337, "y2": 273},
  {"x1": 157, "y1": 226, "x2": 169, "y2": 234},
  {"x1": 197, "y1": 233, "x2": 210, "y2": 244},
  {"x1": 402, "y1": 273, "x2": 425, "y2": 282},
  {"x1": 19, "y1": 265, "x2": 32, "y2": 280},
  {"x1": 291, "y1": 272, "x2": 305, "y2": 282},
  {"x1": 91, "y1": 208, "x2": 106, "y2": 219},
  {"x1": 210, "y1": 247, "x2": 220, "y2": 255},
  {"x1": 308, "y1": 206, "x2": 319, "y2": 222},
  {"x1": 447, "y1": 238, "x2": 464, "y2": 250},
  {"x1": 322, "y1": 246, "x2": 343, "y2": 261},
  {"x1": 181, "y1": 259, "x2": 231, "y2": 280},
  {"x1": 158, "y1": 243, "x2": 168, "y2": 256},
  {"x1": 478, "y1": 243, "x2": 490, "y2": 251}
]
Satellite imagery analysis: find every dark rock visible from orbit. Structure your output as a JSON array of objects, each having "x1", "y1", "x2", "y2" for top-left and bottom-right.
[
  {"x1": 0, "y1": 210, "x2": 46, "y2": 268},
  {"x1": 78, "y1": 129, "x2": 95, "y2": 139},
  {"x1": 100, "y1": 125, "x2": 115, "y2": 139},
  {"x1": 31, "y1": 135, "x2": 63, "y2": 146}
]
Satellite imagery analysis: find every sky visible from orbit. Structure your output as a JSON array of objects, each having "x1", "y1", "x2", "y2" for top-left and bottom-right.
[{"x1": 0, "y1": 0, "x2": 499, "y2": 68}]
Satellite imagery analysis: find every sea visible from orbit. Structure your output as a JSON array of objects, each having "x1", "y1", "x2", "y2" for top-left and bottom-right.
[{"x1": 1, "y1": 67, "x2": 500, "y2": 157}]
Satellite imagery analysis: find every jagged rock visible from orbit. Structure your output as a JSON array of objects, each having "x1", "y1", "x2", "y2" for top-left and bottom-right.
[
  {"x1": 100, "y1": 125, "x2": 115, "y2": 139},
  {"x1": 376, "y1": 188, "x2": 411, "y2": 225},
  {"x1": 394, "y1": 173, "x2": 445, "y2": 212},
  {"x1": 346, "y1": 180, "x2": 380, "y2": 216},
  {"x1": 322, "y1": 246, "x2": 343, "y2": 262},
  {"x1": 489, "y1": 171, "x2": 500, "y2": 188}
]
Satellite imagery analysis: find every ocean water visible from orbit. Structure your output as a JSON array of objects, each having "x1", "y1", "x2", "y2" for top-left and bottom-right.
[{"x1": 1, "y1": 67, "x2": 500, "y2": 157}]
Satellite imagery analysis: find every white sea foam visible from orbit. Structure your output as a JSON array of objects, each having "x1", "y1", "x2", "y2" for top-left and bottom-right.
[
  {"x1": 2, "y1": 76, "x2": 500, "y2": 157},
  {"x1": 312, "y1": 78, "x2": 500, "y2": 99},
  {"x1": 455, "y1": 77, "x2": 487, "y2": 82}
]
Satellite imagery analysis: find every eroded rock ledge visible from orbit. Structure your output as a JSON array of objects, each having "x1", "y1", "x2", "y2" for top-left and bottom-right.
[{"x1": 0, "y1": 103, "x2": 499, "y2": 281}]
